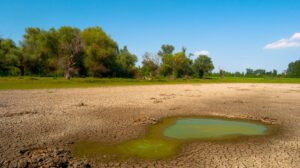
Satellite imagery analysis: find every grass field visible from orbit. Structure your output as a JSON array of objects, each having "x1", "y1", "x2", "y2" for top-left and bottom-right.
[{"x1": 0, "y1": 76, "x2": 300, "y2": 90}]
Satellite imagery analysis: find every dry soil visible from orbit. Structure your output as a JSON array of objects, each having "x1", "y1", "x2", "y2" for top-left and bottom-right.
[{"x1": 0, "y1": 84, "x2": 300, "y2": 167}]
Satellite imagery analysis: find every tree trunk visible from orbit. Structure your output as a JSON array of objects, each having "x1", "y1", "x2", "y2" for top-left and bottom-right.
[
  {"x1": 18, "y1": 66, "x2": 25, "y2": 76},
  {"x1": 65, "y1": 58, "x2": 72, "y2": 80},
  {"x1": 220, "y1": 70, "x2": 224, "y2": 79},
  {"x1": 65, "y1": 68, "x2": 71, "y2": 80},
  {"x1": 199, "y1": 71, "x2": 204, "y2": 78}
]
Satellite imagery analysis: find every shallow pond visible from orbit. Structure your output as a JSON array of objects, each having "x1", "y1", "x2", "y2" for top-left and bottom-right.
[
  {"x1": 163, "y1": 118, "x2": 267, "y2": 139},
  {"x1": 71, "y1": 117, "x2": 269, "y2": 160}
]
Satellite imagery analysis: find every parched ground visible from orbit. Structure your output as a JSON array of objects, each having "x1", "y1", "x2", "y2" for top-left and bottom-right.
[{"x1": 0, "y1": 83, "x2": 300, "y2": 168}]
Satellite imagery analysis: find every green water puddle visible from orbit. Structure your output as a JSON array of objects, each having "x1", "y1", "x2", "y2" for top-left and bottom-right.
[
  {"x1": 71, "y1": 117, "x2": 269, "y2": 160},
  {"x1": 163, "y1": 118, "x2": 267, "y2": 139}
]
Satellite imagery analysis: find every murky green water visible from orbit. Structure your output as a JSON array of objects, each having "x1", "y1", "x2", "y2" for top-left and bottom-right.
[
  {"x1": 71, "y1": 117, "x2": 268, "y2": 160},
  {"x1": 163, "y1": 118, "x2": 267, "y2": 139}
]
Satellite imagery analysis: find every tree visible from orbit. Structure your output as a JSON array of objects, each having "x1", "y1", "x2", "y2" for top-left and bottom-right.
[
  {"x1": 220, "y1": 69, "x2": 225, "y2": 79},
  {"x1": 141, "y1": 52, "x2": 160, "y2": 77},
  {"x1": 157, "y1": 44, "x2": 175, "y2": 76},
  {"x1": 0, "y1": 38, "x2": 27, "y2": 76},
  {"x1": 254, "y1": 69, "x2": 266, "y2": 77},
  {"x1": 246, "y1": 68, "x2": 254, "y2": 77},
  {"x1": 21, "y1": 27, "x2": 56, "y2": 75},
  {"x1": 0, "y1": 38, "x2": 7, "y2": 75},
  {"x1": 157, "y1": 44, "x2": 175, "y2": 56},
  {"x1": 6, "y1": 47, "x2": 26, "y2": 76},
  {"x1": 115, "y1": 46, "x2": 138, "y2": 77},
  {"x1": 58, "y1": 26, "x2": 83, "y2": 79},
  {"x1": 80, "y1": 27, "x2": 118, "y2": 77},
  {"x1": 287, "y1": 60, "x2": 300, "y2": 78},
  {"x1": 234, "y1": 71, "x2": 242, "y2": 77},
  {"x1": 272, "y1": 69, "x2": 278, "y2": 77},
  {"x1": 0, "y1": 38, "x2": 17, "y2": 75},
  {"x1": 172, "y1": 51, "x2": 192, "y2": 77},
  {"x1": 192, "y1": 55, "x2": 214, "y2": 78},
  {"x1": 21, "y1": 27, "x2": 86, "y2": 78},
  {"x1": 43, "y1": 28, "x2": 61, "y2": 76},
  {"x1": 160, "y1": 53, "x2": 174, "y2": 76}
]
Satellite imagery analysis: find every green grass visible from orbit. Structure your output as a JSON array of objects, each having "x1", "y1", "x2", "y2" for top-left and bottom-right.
[{"x1": 0, "y1": 76, "x2": 299, "y2": 90}]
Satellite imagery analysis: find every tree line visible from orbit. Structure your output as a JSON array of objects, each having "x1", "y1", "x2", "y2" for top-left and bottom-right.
[
  {"x1": 0, "y1": 26, "x2": 138, "y2": 79},
  {"x1": 212, "y1": 66, "x2": 300, "y2": 78},
  {"x1": 212, "y1": 68, "x2": 279, "y2": 78},
  {"x1": 0, "y1": 26, "x2": 299, "y2": 79},
  {"x1": 0, "y1": 26, "x2": 214, "y2": 79},
  {"x1": 141, "y1": 44, "x2": 214, "y2": 78}
]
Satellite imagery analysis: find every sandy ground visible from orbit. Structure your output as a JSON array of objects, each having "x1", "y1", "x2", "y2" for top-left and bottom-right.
[{"x1": 0, "y1": 83, "x2": 300, "y2": 167}]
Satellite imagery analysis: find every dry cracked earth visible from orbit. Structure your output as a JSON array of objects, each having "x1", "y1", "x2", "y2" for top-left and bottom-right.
[{"x1": 0, "y1": 83, "x2": 300, "y2": 168}]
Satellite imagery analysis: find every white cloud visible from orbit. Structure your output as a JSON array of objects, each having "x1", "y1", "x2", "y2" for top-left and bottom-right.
[
  {"x1": 194, "y1": 50, "x2": 209, "y2": 56},
  {"x1": 264, "y1": 33, "x2": 300, "y2": 49},
  {"x1": 291, "y1": 33, "x2": 300, "y2": 40}
]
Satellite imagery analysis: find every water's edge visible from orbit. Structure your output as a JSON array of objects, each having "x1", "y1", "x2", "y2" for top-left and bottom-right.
[{"x1": 70, "y1": 116, "x2": 276, "y2": 161}]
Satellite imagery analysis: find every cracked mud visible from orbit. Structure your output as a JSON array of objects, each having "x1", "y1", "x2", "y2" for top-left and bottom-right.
[{"x1": 0, "y1": 84, "x2": 299, "y2": 167}]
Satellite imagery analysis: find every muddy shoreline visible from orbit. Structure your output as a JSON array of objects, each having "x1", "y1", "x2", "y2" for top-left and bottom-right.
[{"x1": 1, "y1": 84, "x2": 299, "y2": 167}]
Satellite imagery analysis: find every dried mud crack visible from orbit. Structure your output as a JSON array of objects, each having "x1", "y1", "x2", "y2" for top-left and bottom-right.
[
  {"x1": 0, "y1": 84, "x2": 300, "y2": 167},
  {"x1": 1, "y1": 147, "x2": 90, "y2": 168}
]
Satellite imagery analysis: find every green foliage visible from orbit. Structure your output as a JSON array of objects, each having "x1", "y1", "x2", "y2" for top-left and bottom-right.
[
  {"x1": 157, "y1": 44, "x2": 174, "y2": 56},
  {"x1": 192, "y1": 55, "x2": 214, "y2": 78},
  {"x1": 173, "y1": 51, "x2": 192, "y2": 77},
  {"x1": 141, "y1": 52, "x2": 160, "y2": 77},
  {"x1": 272, "y1": 69, "x2": 278, "y2": 77},
  {"x1": 245, "y1": 68, "x2": 278, "y2": 77},
  {"x1": 21, "y1": 27, "x2": 56, "y2": 75},
  {"x1": 287, "y1": 60, "x2": 300, "y2": 78},
  {"x1": 0, "y1": 38, "x2": 25, "y2": 76},
  {"x1": 157, "y1": 44, "x2": 175, "y2": 76},
  {"x1": 1, "y1": 26, "x2": 299, "y2": 80},
  {"x1": 160, "y1": 53, "x2": 174, "y2": 76},
  {"x1": 0, "y1": 38, "x2": 15, "y2": 75},
  {"x1": 1, "y1": 26, "x2": 135, "y2": 78},
  {"x1": 157, "y1": 45, "x2": 192, "y2": 78},
  {"x1": 115, "y1": 46, "x2": 138, "y2": 77},
  {"x1": 80, "y1": 27, "x2": 118, "y2": 77},
  {"x1": 58, "y1": 26, "x2": 84, "y2": 79},
  {"x1": 6, "y1": 47, "x2": 26, "y2": 76}
]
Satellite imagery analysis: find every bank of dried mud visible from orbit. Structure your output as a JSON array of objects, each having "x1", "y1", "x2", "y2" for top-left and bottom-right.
[{"x1": 0, "y1": 84, "x2": 299, "y2": 167}]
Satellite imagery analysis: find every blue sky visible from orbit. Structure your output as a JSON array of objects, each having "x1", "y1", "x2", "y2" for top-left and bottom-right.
[{"x1": 1, "y1": 0, "x2": 300, "y2": 72}]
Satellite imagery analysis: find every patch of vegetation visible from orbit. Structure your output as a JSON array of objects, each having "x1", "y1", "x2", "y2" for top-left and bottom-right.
[{"x1": 0, "y1": 77, "x2": 300, "y2": 90}]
